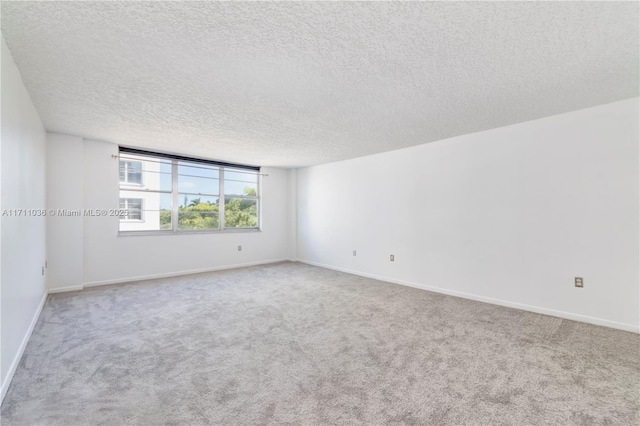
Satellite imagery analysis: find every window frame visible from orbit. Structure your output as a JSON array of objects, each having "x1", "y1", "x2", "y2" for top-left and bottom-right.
[{"x1": 117, "y1": 148, "x2": 261, "y2": 236}]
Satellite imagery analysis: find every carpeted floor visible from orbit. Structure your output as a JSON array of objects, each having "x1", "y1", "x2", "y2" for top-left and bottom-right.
[{"x1": 1, "y1": 262, "x2": 638, "y2": 425}]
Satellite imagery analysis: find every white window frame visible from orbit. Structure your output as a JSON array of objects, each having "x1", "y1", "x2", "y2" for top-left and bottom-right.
[{"x1": 118, "y1": 149, "x2": 261, "y2": 236}]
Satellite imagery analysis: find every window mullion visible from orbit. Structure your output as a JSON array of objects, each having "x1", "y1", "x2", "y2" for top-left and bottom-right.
[
  {"x1": 219, "y1": 168, "x2": 225, "y2": 231},
  {"x1": 257, "y1": 169, "x2": 261, "y2": 230},
  {"x1": 171, "y1": 160, "x2": 179, "y2": 232}
]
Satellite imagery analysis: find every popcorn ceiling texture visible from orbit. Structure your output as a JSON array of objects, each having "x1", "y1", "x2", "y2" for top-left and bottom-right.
[{"x1": 1, "y1": 1, "x2": 638, "y2": 168}]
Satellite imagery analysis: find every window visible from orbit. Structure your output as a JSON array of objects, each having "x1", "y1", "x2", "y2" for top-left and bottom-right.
[
  {"x1": 224, "y1": 169, "x2": 259, "y2": 228},
  {"x1": 119, "y1": 161, "x2": 142, "y2": 185},
  {"x1": 118, "y1": 148, "x2": 260, "y2": 233},
  {"x1": 119, "y1": 198, "x2": 143, "y2": 220}
]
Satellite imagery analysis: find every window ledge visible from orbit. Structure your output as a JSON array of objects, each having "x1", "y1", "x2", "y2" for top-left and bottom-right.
[{"x1": 118, "y1": 228, "x2": 261, "y2": 237}]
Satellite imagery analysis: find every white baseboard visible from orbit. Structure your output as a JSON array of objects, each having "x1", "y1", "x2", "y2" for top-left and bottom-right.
[
  {"x1": 298, "y1": 259, "x2": 640, "y2": 334},
  {"x1": 82, "y1": 258, "x2": 291, "y2": 288},
  {"x1": 48, "y1": 284, "x2": 84, "y2": 294},
  {"x1": 1, "y1": 291, "x2": 47, "y2": 405}
]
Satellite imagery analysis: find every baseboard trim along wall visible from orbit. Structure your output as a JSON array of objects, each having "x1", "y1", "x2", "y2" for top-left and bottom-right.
[
  {"x1": 48, "y1": 259, "x2": 292, "y2": 293},
  {"x1": 298, "y1": 260, "x2": 640, "y2": 334},
  {"x1": 1, "y1": 292, "x2": 47, "y2": 404},
  {"x1": 47, "y1": 285, "x2": 84, "y2": 294}
]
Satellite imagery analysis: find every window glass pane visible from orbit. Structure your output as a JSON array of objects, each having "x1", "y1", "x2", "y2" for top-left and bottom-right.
[
  {"x1": 127, "y1": 162, "x2": 142, "y2": 184},
  {"x1": 119, "y1": 193, "x2": 172, "y2": 232},
  {"x1": 178, "y1": 195, "x2": 219, "y2": 230},
  {"x1": 119, "y1": 156, "x2": 171, "y2": 191},
  {"x1": 178, "y1": 194, "x2": 218, "y2": 209},
  {"x1": 118, "y1": 198, "x2": 143, "y2": 220},
  {"x1": 224, "y1": 169, "x2": 258, "y2": 197},
  {"x1": 178, "y1": 163, "x2": 219, "y2": 196},
  {"x1": 119, "y1": 197, "x2": 142, "y2": 221},
  {"x1": 225, "y1": 198, "x2": 258, "y2": 228},
  {"x1": 155, "y1": 193, "x2": 173, "y2": 230},
  {"x1": 119, "y1": 161, "x2": 142, "y2": 185},
  {"x1": 158, "y1": 161, "x2": 172, "y2": 192},
  {"x1": 178, "y1": 211, "x2": 219, "y2": 230},
  {"x1": 118, "y1": 150, "x2": 260, "y2": 233},
  {"x1": 127, "y1": 198, "x2": 142, "y2": 219}
]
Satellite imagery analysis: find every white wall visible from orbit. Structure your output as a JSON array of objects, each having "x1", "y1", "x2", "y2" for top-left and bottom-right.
[
  {"x1": 297, "y1": 98, "x2": 640, "y2": 332},
  {"x1": 287, "y1": 168, "x2": 298, "y2": 260},
  {"x1": 1, "y1": 37, "x2": 48, "y2": 402},
  {"x1": 46, "y1": 133, "x2": 84, "y2": 291},
  {"x1": 46, "y1": 138, "x2": 292, "y2": 290}
]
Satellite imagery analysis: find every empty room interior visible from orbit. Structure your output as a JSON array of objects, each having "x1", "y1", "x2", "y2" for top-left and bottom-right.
[{"x1": 1, "y1": 1, "x2": 639, "y2": 425}]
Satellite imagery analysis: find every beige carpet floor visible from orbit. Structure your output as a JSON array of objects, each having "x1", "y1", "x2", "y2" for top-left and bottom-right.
[{"x1": 1, "y1": 262, "x2": 638, "y2": 425}]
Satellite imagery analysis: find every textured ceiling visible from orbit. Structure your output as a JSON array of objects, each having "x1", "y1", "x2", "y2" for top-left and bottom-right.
[{"x1": 1, "y1": 1, "x2": 638, "y2": 168}]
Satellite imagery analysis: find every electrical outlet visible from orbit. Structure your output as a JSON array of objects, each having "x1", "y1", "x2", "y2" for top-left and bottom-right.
[
  {"x1": 390, "y1": 254, "x2": 395, "y2": 261},
  {"x1": 42, "y1": 266, "x2": 45, "y2": 276},
  {"x1": 575, "y1": 277, "x2": 583, "y2": 288},
  {"x1": 238, "y1": 245, "x2": 242, "y2": 251},
  {"x1": 353, "y1": 250, "x2": 356, "y2": 256}
]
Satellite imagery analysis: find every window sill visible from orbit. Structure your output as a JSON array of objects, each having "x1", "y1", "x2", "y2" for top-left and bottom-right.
[{"x1": 118, "y1": 228, "x2": 261, "y2": 237}]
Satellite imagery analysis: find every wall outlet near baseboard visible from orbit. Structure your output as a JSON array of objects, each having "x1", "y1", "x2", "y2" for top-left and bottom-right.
[
  {"x1": 353, "y1": 250, "x2": 356, "y2": 256},
  {"x1": 390, "y1": 254, "x2": 395, "y2": 261},
  {"x1": 575, "y1": 277, "x2": 583, "y2": 288},
  {"x1": 238, "y1": 245, "x2": 242, "y2": 251}
]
